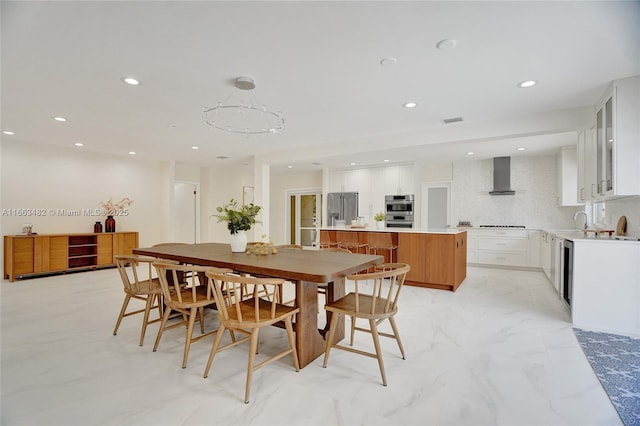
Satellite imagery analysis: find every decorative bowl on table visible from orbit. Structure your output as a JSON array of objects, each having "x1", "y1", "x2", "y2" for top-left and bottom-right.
[{"x1": 246, "y1": 240, "x2": 277, "y2": 255}]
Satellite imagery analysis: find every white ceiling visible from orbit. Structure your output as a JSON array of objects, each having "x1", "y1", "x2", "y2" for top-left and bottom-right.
[{"x1": 2, "y1": 1, "x2": 640, "y2": 174}]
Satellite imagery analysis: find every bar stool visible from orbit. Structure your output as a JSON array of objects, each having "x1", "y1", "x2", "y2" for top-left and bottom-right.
[
  {"x1": 336, "y1": 231, "x2": 368, "y2": 254},
  {"x1": 367, "y1": 232, "x2": 398, "y2": 263},
  {"x1": 319, "y1": 230, "x2": 339, "y2": 248}
]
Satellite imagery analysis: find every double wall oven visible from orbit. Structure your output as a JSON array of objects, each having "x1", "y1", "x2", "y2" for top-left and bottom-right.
[{"x1": 385, "y1": 194, "x2": 414, "y2": 228}]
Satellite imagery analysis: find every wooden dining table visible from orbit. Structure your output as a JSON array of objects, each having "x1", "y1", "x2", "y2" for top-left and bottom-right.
[{"x1": 133, "y1": 243, "x2": 383, "y2": 368}]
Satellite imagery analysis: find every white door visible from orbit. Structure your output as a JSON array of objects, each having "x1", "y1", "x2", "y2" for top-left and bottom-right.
[
  {"x1": 174, "y1": 182, "x2": 200, "y2": 243},
  {"x1": 420, "y1": 182, "x2": 451, "y2": 229},
  {"x1": 286, "y1": 189, "x2": 322, "y2": 247}
]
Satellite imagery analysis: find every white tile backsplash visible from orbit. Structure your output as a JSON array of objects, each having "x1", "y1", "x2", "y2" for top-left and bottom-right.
[
  {"x1": 603, "y1": 196, "x2": 640, "y2": 237},
  {"x1": 452, "y1": 156, "x2": 579, "y2": 229}
]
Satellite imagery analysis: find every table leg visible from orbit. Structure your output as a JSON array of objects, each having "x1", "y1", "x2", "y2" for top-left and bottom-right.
[{"x1": 295, "y1": 278, "x2": 345, "y2": 368}]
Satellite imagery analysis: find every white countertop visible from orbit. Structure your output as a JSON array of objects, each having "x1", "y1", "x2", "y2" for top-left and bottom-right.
[
  {"x1": 321, "y1": 226, "x2": 466, "y2": 235},
  {"x1": 528, "y1": 228, "x2": 640, "y2": 243},
  {"x1": 551, "y1": 230, "x2": 640, "y2": 243}
]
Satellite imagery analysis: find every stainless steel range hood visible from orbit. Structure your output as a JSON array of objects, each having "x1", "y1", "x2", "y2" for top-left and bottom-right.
[{"x1": 489, "y1": 156, "x2": 516, "y2": 195}]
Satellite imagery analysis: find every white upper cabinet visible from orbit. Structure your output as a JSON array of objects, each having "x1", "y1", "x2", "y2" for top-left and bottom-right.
[
  {"x1": 327, "y1": 169, "x2": 344, "y2": 193},
  {"x1": 593, "y1": 76, "x2": 640, "y2": 198},
  {"x1": 398, "y1": 165, "x2": 415, "y2": 195},
  {"x1": 557, "y1": 146, "x2": 582, "y2": 206},
  {"x1": 342, "y1": 168, "x2": 364, "y2": 193},
  {"x1": 577, "y1": 127, "x2": 597, "y2": 202},
  {"x1": 327, "y1": 164, "x2": 416, "y2": 222}
]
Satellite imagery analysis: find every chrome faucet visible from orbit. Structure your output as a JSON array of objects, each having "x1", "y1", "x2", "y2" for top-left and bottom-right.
[{"x1": 573, "y1": 211, "x2": 589, "y2": 229}]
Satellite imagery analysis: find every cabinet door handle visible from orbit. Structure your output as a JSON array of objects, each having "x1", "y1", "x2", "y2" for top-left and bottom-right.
[{"x1": 580, "y1": 187, "x2": 584, "y2": 200}]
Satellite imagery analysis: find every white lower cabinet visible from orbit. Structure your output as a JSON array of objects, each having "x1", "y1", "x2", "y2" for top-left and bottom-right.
[
  {"x1": 540, "y1": 231, "x2": 551, "y2": 280},
  {"x1": 572, "y1": 240, "x2": 640, "y2": 335},
  {"x1": 476, "y1": 229, "x2": 527, "y2": 267},
  {"x1": 551, "y1": 235, "x2": 564, "y2": 295},
  {"x1": 526, "y1": 230, "x2": 541, "y2": 267},
  {"x1": 465, "y1": 229, "x2": 478, "y2": 263}
]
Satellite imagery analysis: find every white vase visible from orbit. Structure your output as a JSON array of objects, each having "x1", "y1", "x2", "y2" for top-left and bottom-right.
[
  {"x1": 376, "y1": 221, "x2": 385, "y2": 229},
  {"x1": 230, "y1": 230, "x2": 248, "y2": 252}
]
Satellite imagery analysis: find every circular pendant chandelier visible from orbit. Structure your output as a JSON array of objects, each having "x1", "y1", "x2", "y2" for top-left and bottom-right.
[{"x1": 204, "y1": 77, "x2": 285, "y2": 135}]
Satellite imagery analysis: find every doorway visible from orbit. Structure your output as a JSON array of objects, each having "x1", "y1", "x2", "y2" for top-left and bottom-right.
[
  {"x1": 173, "y1": 181, "x2": 200, "y2": 243},
  {"x1": 420, "y1": 182, "x2": 451, "y2": 229},
  {"x1": 286, "y1": 190, "x2": 322, "y2": 247}
]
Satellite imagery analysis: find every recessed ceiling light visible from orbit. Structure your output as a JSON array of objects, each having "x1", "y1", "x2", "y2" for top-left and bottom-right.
[
  {"x1": 516, "y1": 147, "x2": 526, "y2": 151},
  {"x1": 350, "y1": 162, "x2": 356, "y2": 166},
  {"x1": 436, "y1": 39, "x2": 458, "y2": 50},
  {"x1": 191, "y1": 146, "x2": 199, "y2": 150},
  {"x1": 3, "y1": 130, "x2": 15, "y2": 135},
  {"x1": 53, "y1": 116, "x2": 67, "y2": 122},
  {"x1": 517, "y1": 80, "x2": 537, "y2": 88},
  {"x1": 74, "y1": 142, "x2": 84, "y2": 147},
  {"x1": 383, "y1": 159, "x2": 390, "y2": 162},
  {"x1": 287, "y1": 165, "x2": 293, "y2": 169},
  {"x1": 403, "y1": 102, "x2": 418, "y2": 108},
  {"x1": 467, "y1": 152, "x2": 475, "y2": 156},
  {"x1": 123, "y1": 77, "x2": 140, "y2": 86},
  {"x1": 380, "y1": 57, "x2": 397, "y2": 66},
  {"x1": 128, "y1": 151, "x2": 136, "y2": 155}
]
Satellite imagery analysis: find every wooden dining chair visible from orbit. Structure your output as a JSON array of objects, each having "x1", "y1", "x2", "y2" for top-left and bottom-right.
[
  {"x1": 322, "y1": 263, "x2": 411, "y2": 386},
  {"x1": 113, "y1": 255, "x2": 173, "y2": 346},
  {"x1": 152, "y1": 262, "x2": 233, "y2": 368},
  {"x1": 203, "y1": 271, "x2": 300, "y2": 404}
]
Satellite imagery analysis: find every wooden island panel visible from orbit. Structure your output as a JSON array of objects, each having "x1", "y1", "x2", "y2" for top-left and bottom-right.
[
  {"x1": 397, "y1": 231, "x2": 467, "y2": 291},
  {"x1": 320, "y1": 228, "x2": 467, "y2": 291}
]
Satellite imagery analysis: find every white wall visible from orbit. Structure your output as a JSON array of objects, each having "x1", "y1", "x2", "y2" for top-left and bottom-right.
[
  {"x1": 1, "y1": 140, "x2": 164, "y2": 247},
  {"x1": 269, "y1": 171, "x2": 323, "y2": 245},
  {"x1": 200, "y1": 162, "x2": 257, "y2": 244},
  {"x1": 451, "y1": 155, "x2": 578, "y2": 229}
]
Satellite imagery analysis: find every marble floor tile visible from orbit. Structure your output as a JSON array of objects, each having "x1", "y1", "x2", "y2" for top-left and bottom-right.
[{"x1": 1, "y1": 266, "x2": 622, "y2": 425}]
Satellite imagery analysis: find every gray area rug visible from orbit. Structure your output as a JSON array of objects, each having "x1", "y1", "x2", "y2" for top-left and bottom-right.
[{"x1": 574, "y1": 328, "x2": 640, "y2": 426}]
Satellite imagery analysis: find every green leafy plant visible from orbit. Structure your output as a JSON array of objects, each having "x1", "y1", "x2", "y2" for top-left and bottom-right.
[
  {"x1": 213, "y1": 199, "x2": 262, "y2": 234},
  {"x1": 374, "y1": 212, "x2": 385, "y2": 222}
]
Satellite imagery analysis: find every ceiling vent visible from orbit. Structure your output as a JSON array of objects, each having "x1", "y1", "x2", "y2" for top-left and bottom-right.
[
  {"x1": 489, "y1": 156, "x2": 516, "y2": 195},
  {"x1": 441, "y1": 116, "x2": 463, "y2": 124}
]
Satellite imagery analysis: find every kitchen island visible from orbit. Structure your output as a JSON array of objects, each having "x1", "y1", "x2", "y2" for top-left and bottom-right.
[{"x1": 320, "y1": 227, "x2": 467, "y2": 291}]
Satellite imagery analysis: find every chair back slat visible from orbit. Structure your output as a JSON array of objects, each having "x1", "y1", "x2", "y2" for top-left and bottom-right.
[
  {"x1": 346, "y1": 263, "x2": 410, "y2": 315},
  {"x1": 115, "y1": 255, "x2": 160, "y2": 294},
  {"x1": 206, "y1": 272, "x2": 286, "y2": 325},
  {"x1": 153, "y1": 262, "x2": 231, "y2": 306}
]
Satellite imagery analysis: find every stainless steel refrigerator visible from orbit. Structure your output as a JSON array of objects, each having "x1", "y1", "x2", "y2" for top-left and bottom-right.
[{"x1": 327, "y1": 192, "x2": 358, "y2": 226}]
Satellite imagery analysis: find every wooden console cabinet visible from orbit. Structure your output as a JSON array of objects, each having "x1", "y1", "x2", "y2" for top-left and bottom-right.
[{"x1": 4, "y1": 232, "x2": 138, "y2": 282}]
